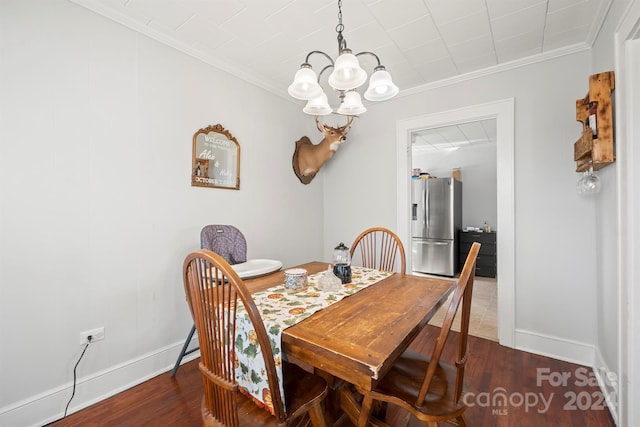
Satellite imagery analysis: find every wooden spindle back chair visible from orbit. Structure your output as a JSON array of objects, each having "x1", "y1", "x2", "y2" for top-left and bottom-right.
[
  {"x1": 356, "y1": 242, "x2": 481, "y2": 427},
  {"x1": 183, "y1": 250, "x2": 328, "y2": 427},
  {"x1": 173, "y1": 225, "x2": 248, "y2": 377},
  {"x1": 350, "y1": 227, "x2": 406, "y2": 273}
]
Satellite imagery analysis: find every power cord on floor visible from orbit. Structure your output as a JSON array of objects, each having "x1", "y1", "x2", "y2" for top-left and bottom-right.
[{"x1": 63, "y1": 336, "x2": 92, "y2": 418}]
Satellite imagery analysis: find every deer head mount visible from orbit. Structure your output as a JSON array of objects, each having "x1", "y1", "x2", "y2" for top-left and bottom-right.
[{"x1": 292, "y1": 116, "x2": 354, "y2": 185}]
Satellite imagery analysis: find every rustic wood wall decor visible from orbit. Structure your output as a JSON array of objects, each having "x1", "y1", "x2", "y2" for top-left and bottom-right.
[
  {"x1": 292, "y1": 116, "x2": 353, "y2": 184},
  {"x1": 574, "y1": 71, "x2": 615, "y2": 171},
  {"x1": 192, "y1": 124, "x2": 240, "y2": 189}
]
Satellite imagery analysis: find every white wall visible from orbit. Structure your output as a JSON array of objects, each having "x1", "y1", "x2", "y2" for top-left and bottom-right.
[
  {"x1": 413, "y1": 143, "x2": 497, "y2": 229},
  {"x1": 0, "y1": 2, "x2": 323, "y2": 425}
]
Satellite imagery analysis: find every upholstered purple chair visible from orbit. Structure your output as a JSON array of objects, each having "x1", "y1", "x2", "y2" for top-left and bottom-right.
[
  {"x1": 171, "y1": 225, "x2": 247, "y2": 376},
  {"x1": 200, "y1": 225, "x2": 247, "y2": 265}
]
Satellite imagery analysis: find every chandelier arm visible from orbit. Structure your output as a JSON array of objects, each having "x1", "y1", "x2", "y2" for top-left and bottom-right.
[
  {"x1": 304, "y1": 50, "x2": 335, "y2": 66},
  {"x1": 317, "y1": 64, "x2": 335, "y2": 83},
  {"x1": 355, "y1": 51, "x2": 382, "y2": 68}
]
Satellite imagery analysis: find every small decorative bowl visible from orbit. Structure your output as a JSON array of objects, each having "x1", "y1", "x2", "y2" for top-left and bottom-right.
[{"x1": 284, "y1": 268, "x2": 307, "y2": 290}]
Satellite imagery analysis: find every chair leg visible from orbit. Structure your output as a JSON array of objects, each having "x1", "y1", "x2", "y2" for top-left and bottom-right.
[
  {"x1": 308, "y1": 402, "x2": 327, "y2": 427},
  {"x1": 171, "y1": 324, "x2": 198, "y2": 377},
  {"x1": 357, "y1": 394, "x2": 375, "y2": 427}
]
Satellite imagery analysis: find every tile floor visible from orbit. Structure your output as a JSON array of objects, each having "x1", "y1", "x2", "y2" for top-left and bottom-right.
[{"x1": 427, "y1": 276, "x2": 498, "y2": 342}]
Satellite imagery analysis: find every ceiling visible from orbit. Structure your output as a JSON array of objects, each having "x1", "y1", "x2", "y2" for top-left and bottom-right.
[
  {"x1": 71, "y1": 0, "x2": 611, "y2": 104},
  {"x1": 412, "y1": 119, "x2": 496, "y2": 152}
]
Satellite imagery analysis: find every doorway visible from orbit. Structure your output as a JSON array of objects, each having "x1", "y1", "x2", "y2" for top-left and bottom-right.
[
  {"x1": 396, "y1": 99, "x2": 515, "y2": 347},
  {"x1": 412, "y1": 120, "x2": 498, "y2": 341}
]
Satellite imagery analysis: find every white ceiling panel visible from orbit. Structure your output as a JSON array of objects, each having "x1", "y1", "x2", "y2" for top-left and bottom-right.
[
  {"x1": 367, "y1": 0, "x2": 431, "y2": 31},
  {"x1": 370, "y1": 43, "x2": 414, "y2": 68},
  {"x1": 487, "y1": 0, "x2": 547, "y2": 19},
  {"x1": 548, "y1": 0, "x2": 590, "y2": 14},
  {"x1": 494, "y1": 32, "x2": 543, "y2": 62},
  {"x1": 423, "y1": 0, "x2": 487, "y2": 24},
  {"x1": 412, "y1": 119, "x2": 497, "y2": 152},
  {"x1": 438, "y1": 10, "x2": 493, "y2": 48},
  {"x1": 490, "y1": 3, "x2": 547, "y2": 41},
  {"x1": 342, "y1": 21, "x2": 395, "y2": 53},
  {"x1": 417, "y1": 57, "x2": 458, "y2": 82},
  {"x1": 126, "y1": 0, "x2": 197, "y2": 29},
  {"x1": 548, "y1": 1, "x2": 601, "y2": 29},
  {"x1": 546, "y1": 1, "x2": 601, "y2": 37},
  {"x1": 388, "y1": 15, "x2": 441, "y2": 50},
  {"x1": 404, "y1": 39, "x2": 451, "y2": 65},
  {"x1": 448, "y1": 34, "x2": 496, "y2": 64},
  {"x1": 266, "y1": 2, "x2": 330, "y2": 40},
  {"x1": 218, "y1": 9, "x2": 278, "y2": 46},
  {"x1": 70, "y1": 0, "x2": 612, "y2": 100},
  {"x1": 544, "y1": 26, "x2": 590, "y2": 50}
]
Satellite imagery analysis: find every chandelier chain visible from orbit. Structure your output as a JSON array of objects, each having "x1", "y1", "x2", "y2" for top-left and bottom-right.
[{"x1": 335, "y1": 0, "x2": 346, "y2": 51}]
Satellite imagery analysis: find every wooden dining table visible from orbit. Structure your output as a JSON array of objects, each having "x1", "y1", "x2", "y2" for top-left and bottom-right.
[{"x1": 244, "y1": 261, "x2": 456, "y2": 425}]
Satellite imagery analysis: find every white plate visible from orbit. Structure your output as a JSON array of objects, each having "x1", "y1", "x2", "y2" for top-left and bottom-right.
[{"x1": 232, "y1": 259, "x2": 282, "y2": 279}]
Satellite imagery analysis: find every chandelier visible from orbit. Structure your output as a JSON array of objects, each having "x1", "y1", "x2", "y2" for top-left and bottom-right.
[{"x1": 287, "y1": 0, "x2": 399, "y2": 116}]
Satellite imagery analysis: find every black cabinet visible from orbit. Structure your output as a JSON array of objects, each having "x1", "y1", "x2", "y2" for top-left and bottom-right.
[{"x1": 459, "y1": 231, "x2": 496, "y2": 278}]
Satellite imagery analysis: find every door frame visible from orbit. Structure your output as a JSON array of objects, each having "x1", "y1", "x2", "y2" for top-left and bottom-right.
[
  {"x1": 396, "y1": 98, "x2": 515, "y2": 347},
  {"x1": 614, "y1": 2, "x2": 640, "y2": 424}
]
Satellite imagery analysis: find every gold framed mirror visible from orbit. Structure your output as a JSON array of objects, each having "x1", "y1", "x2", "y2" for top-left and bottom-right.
[{"x1": 191, "y1": 124, "x2": 240, "y2": 190}]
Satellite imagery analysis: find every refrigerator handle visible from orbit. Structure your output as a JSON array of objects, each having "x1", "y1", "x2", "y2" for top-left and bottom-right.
[{"x1": 425, "y1": 185, "x2": 429, "y2": 230}]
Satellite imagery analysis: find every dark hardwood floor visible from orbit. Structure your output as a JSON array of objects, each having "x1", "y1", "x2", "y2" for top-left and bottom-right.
[{"x1": 50, "y1": 326, "x2": 615, "y2": 426}]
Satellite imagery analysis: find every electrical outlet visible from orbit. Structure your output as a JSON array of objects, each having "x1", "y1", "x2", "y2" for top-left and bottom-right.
[{"x1": 80, "y1": 327, "x2": 105, "y2": 345}]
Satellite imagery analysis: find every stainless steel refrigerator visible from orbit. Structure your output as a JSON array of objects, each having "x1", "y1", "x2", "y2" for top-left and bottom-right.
[{"x1": 411, "y1": 177, "x2": 462, "y2": 276}]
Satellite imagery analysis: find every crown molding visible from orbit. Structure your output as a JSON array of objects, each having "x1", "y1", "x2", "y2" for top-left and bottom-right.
[{"x1": 397, "y1": 43, "x2": 591, "y2": 98}]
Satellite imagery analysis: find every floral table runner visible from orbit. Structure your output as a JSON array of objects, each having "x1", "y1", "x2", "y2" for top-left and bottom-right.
[{"x1": 234, "y1": 266, "x2": 393, "y2": 414}]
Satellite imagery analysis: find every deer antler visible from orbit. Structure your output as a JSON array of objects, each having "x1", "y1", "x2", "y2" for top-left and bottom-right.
[
  {"x1": 315, "y1": 115, "x2": 354, "y2": 134},
  {"x1": 337, "y1": 115, "x2": 354, "y2": 132},
  {"x1": 315, "y1": 115, "x2": 324, "y2": 133}
]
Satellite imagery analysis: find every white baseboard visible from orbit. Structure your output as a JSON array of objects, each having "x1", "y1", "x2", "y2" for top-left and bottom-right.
[
  {"x1": 515, "y1": 328, "x2": 618, "y2": 423},
  {"x1": 0, "y1": 336, "x2": 200, "y2": 427},
  {"x1": 514, "y1": 328, "x2": 595, "y2": 366},
  {"x1": 593, "y1": 347, "x2": 619, "y2": 424}
]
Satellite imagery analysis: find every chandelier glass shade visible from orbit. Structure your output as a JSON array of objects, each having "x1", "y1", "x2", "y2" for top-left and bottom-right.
[
  {"x1": 287, "y1": 0, "x2": 398, "y2": 116},
  {"x1": 328, "y1": 50, "x2": 368, "y2": 91},
  {"x1": 288, "y1": 66, "x2": 323, "y2": 100},
  {"x1": 337, "y1": 91, "x2": 366, "y2": 115},
  {"x1": 303, "y1": 93, "x2": 332, "y2": 115}
]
